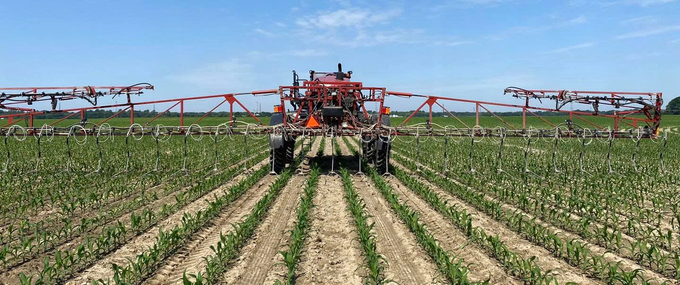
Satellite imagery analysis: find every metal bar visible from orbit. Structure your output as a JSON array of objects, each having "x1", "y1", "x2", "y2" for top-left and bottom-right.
[
  {"x1": 180, "y1": 100, "x2": 184, "y2": 126},
  {"x1": 145, "y1": 101, "x2": 180, "y2": 125},
  {"x1": 233, "y1": 97, "x2": 263, "y2": 125},
  {"x1": 573, "y1": 114, "x2": 603, "y2": 129},
  {"x1": 96, "y1": 106, "x2": 131, "y2": 126},
  {"x1": 434, "y1": 101, "x2": 469, "y2": 128},
  {"x1": 478, "y1": 104, "x2": 516, "y2": 129},
  {"x1": 49, "y1": 112, "x2": 80, "y2": 126},
  {"x1": 399, "y1": 100, "x2": 429, "y2": 127},
  {"x1": 2, "y1": 116, "x2": 26, "y2": 128},
  {"x1": 525, "y1": 109, "x2": 556, "y2": 127},
  {"x1": 192, "y1": 98, "x2": 228, "y2": 125}
]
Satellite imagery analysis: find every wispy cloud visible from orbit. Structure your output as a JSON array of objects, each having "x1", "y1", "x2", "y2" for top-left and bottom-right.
[
  {"x1": 670, "y1": 38, "x2": 680, "y2": 43},
  {"x1": 443, "y1": 40, "x2": 476, "y2": 46},
  {"x1": 247, "y1": 49, "x2": 329, "y2": 58},
  {"x1": 616, "y1": 25, "x2": 680, "y2": 39},
  {"x1": 423, "y1": 74, "x2": 541, "y2": 93},
  {"x1": 571, "y1": 0, "x2": 674, "y2": 6},
  {"x1": 168, "y1": 59, "x2": 253, "y2": 89},
  {"x1": 624, "y1": 0, "x2": 674, "y2": 6},
  {"x1": 487, "y1": 15, "x2": 587, "y2": 41},
  {"x1": 621, "y1": 15, "x2": 657, "y2": 25},
  {"x1": 430, "y1": 0, "x2": 509, "y2": 11},
  {"x1": 290, "y1": 49, "x2": 329, "y2": 57},
  {"x1": 626, "y1": 51, "x2": 663, "y2": 59},
  {"x1": 545, "y1": 42, "x2": 595, "y2": 54},
  {"x1": 569, "y1": 15, "x2": 588, "y2": 24},
  {"x1": 254, "y1": 28, "x2": 275, "y2": 37},
  {"x1": 291, "y1": 5, "x2": 431, "y2": 48},
  {"x1": 295, "y1": 7, "x2": 402, "y2": 29}
]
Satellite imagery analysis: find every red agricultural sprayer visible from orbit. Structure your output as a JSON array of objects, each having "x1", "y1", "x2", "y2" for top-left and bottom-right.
[{"x1": 0, "y1": 63, "x2": 666, "y2": 174}]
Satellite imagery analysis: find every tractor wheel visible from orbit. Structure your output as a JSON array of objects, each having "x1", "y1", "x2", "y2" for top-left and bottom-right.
[
  {"x1": 374, "y1": 137, "x2": 391, "y2": 174},
  {"x1": 285, "y1": 139, "x2": 295, "y2": 163},
  {"x1": 362, "y1": 138, "x2": 375, "y2": 164},
  {"x1": 270, "y1": 146, "x2": 286, "y2": 174}
]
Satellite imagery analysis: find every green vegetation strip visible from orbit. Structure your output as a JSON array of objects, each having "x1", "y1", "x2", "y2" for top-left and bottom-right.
[
  {"x1": 339, "y1": 168, "x2": 388, "y2": 284},
  {"x1": 366, "y1": 165, "x2": 474, "y2": 284},
  {"x1": 340, "y1": 138, "x2": 476, "y2": 284},
  {"x1": 392, "y1": 150, "x2": 659, "y2": 284},
  {"x1": 18, "y1": 150, "x2": 269, "y2": 284},
  {"x1": 391, "y1": 164, "x2": 556, "y2": 284},
  {"x1": 275, "y1": 165, "x2": 320, "y2": 285},
  {"x1": 333, "y1": 138, "x2": 387, "y2": 284},
  {"x1": 341, "y1": 137, "x2": 474, "y2": 284},
  {"x1": 181, "y1": 138, "x2": 314, "y2": 285},
  {"x1": 2, "y1": 144, "x2": 266, "y2": 272}
]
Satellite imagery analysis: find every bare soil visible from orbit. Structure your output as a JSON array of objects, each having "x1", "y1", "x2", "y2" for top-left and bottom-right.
[
  {"x1": 66, "y1": 155, "x2": 274, "y2": 285},
  {"x1": 388, "y1": 160, "x2": 599, "y2": 284},
  {"x1": 221, "y1": 137, "x2": 321, "y2": 284},
  {"x1": 295, "y1": 137, "x2": 364, "y2": 284}
]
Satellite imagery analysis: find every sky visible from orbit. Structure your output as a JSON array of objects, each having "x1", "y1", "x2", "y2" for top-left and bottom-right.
[{"x1": 1, "y1": 0, "x2": 679, "y2": 113}]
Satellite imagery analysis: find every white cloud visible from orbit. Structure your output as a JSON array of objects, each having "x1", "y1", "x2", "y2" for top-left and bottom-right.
[
  {"x1": 168, "y1": 59, "x2": 253, "y2": 90},
  {"x1": 624, "y1": 0, "x2": 674, "y2": 6},
  {"x1": 569, "y1": 15, "x2": 588, "y2": 24},
  {"x1": 430, "y1": 0, "x2": 509, "y2": 11},
  {"x1": 487, "y1": 16, "x2": 587, "y2": 41},
  {"x1": 290, "y1": 49, "x2": 329, "y2": 57},
  {"x1": 571, "y1": 0, "x2": 674, "y2": 6},
  {"x1": 626, "y1": 51, "x2": 663, "y2": 59},
  {"x1": 304, "y1": 28, "x2": 425, "y2": 48},
  {"x1": 621, "y1": 15, "x2": 657, "y2": 25},
  {"x1": 433, "y1": 40, "x2": 475, "y2": 46},
  {"x1": 616, "y1": 25, "x2": 680, "y2": 39},
  {"x1": 544, "y1": 42, "x2": 595, "y2": 54},
  {"x1": 427, "y1": 74, "x2": 540, "y2": 93},
  {"x1": 254, "y1": 28, "x2": 275, "y2": 37},
  {"x1": 445, "y1": 40, "x2": 475, "y2": 46},
  {"x1": 296, "y1": 7, "x2": 402, "y2": 29},
  {"x1": 671, "y1": 38, "x2": 680, "y2": 43},
  {"x1": 274, "y1": 22, "x2": 286, "y2": 27},
  {"x1": 246, "y1": 49, "x2": 330, "y2": 58}
]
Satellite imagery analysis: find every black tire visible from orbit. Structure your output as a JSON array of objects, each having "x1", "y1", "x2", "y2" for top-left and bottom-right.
[
  {"x1": 270, "y1": 146, "x2": 286, "y2": 174},
  {"x1": 362, "y1": 138, "x2": 375, "y2": 164},
  {"x1": 374, "y1": 137, "x2": 390, "y2": 174},
  {"x1": 285, "y1": 139, "x2": 295, "y2": 163}
]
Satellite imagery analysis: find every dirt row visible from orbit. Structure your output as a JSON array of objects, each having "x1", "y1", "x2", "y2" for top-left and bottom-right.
[
  {"x1": 66, "y1": 147, "x2": 282, "y2": 284},
  {"x1": 295, "y1": 137, "x2": 364, "y2": 284},
  {"x1": 340, "y1": 138, "x2": 520, "y2": 284},
  {"x1": 219, "y1": 137, "x2": 321, "y2": 284},
  {"x1": 389, "y1": 146, "x2": 674, "y2": 284},
  {"x1": 0, "y1": 149, "x2": 268, "y2": 284}
]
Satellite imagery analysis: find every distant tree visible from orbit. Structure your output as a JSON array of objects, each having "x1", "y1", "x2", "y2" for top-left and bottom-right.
[{"x1": 667, "y1": 97, "x2": 680, "y2": 114}]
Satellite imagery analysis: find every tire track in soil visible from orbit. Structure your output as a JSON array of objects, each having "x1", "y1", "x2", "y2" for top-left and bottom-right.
[
  {"x1": 221, "y1": 137, "x2": 321, "y2": 284},
  {"x1": 336, "y1": 139, "x2": 442, "y2": 284},
  {"x1": 388, "y1": 160, "x2": 600, "y2": 285},
  {"x1": 392, "y1": 151, "x2": 675, "y2": 284},
  {"x1": 296, "y1": 137, "x2": 363, "y2": 285},
  {"x1": 1, "y1": 151, "x2": 268, "y2": 285},
  {"x1": 66, "y1": 155, "x2": 275, "y2": 285},
  {"x1": 343, "y1": 137, "x2": 518, "y2": 284}
]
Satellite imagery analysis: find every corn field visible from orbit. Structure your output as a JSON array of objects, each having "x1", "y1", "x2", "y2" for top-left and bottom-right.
[{"x1": 0, "y1": 120, "x2": 679, "y2": 285}]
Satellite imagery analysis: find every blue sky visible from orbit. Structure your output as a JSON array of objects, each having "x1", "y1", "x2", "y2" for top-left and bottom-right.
[{"x1": 1, "y1": 0, "x2": 679, "y2": 112}]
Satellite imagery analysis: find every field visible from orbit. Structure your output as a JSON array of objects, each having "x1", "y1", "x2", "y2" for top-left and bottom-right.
[{"x1": 0, "y1": 115, "x2": 679, "y2": 284}]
